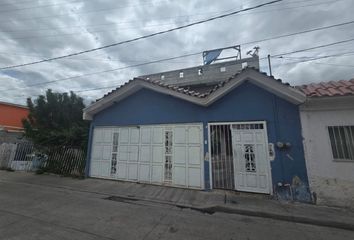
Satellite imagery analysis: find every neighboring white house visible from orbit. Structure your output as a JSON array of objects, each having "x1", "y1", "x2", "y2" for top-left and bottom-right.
[{"x1": 298, "y1": 79, "x2": 354, "y2": 208}]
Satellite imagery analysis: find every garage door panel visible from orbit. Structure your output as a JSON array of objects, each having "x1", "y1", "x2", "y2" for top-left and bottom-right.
[
  {"x1": 92, "y1": 146, "x2": 102, "y2": 160},
  {"x1": 141, "y1": 128, "x2": 151, "y2": 144},
  {"x1": 103, "y1": 129, "x2": 112, "y2": 143},
  {"x1": 151, "y1": 165, "x2": 163, "y2": 183},
  {"x1": 117, "y1": 162, "x2": 127, "y2": 179},
  {"x1": 102, "y1": 145, "x2": 111, "y2": 160},
  {"x1": 93, "y1": 129, "x2": 103, "y2": 143},
  {"x1": 128, "y1": 164, "x2": 138, "y2": 180},
  {"x1": 173, "y1": 166, "x2": 186, "y2": 186},
  {"x1": 119, "y1": 145, "x2": 129, "y2": 161},
  {"x1": 174, "y1": 127, "x2": 186, "y2": 144},
  {"x1": 139, "y1": 164, "x2": 150, "y2": 182},
  {"x1": 100, "y1": 161, "x2": 111, "y2": 177},
  {"x1": 174, "y1": 146, "x2": 186, "y2": 164},
  {"x1": 188, "y1": 146, "x2": 201, "y2": 165},
  {"x1": 129, "y1": 145, "x2": 139, "y2": 162},
  {"x1": 90, "y1": 161, "x2": 100, "y2": 176},
  {"x1": 188, "y1": 168, "x2": 201, "y2": 188},
  {"x1": 120, "y1": 129, "x2": 129, "y2": 144},
  {"x1": 152, "y1": 146, "x2": 163, "y2": 163},
  {"x1": 188, "y1": 127, "x2": 201, "y2": 144},
  {"x1": 153, "y1": 128, "x2": 163, "y2": 144},
  {"x1": 140, "y1": 146, "x2": 151, "y2": 162},
  {"x1": 130, "y1": 128, "x2": 140, "y2": 144}
]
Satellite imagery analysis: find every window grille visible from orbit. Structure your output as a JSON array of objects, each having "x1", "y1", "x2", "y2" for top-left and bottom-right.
[
  {"x1": 244, "y1": 144, "x2": 256, "y2": 172},
  {"x1": 328, "y1": 126, "x2": 354, "y2": 161},
  {"x1": 164, "y1": 130, "x2": 173, "y2": 182},
  {"x1": 111, "y1": 133, "x2": 119, "y2": 174}
]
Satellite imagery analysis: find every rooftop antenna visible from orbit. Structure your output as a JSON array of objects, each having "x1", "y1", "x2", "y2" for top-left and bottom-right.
[
  {"x1": 247, "y1": 46, "x2": 260, "y2": 57},
  {"x1": 202, "y1": 45, "x2": 241, "y2": 65}
]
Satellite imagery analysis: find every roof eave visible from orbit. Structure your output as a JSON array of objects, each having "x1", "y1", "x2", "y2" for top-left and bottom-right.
[
  {"x1": 82, "y1": 79, "x2": 205, "y2": 120},
  {"x1": 204, "y1": 69, "x2": 306, "y2": 106},
  {"x1": 83, "y1": 68, "x2": 306, "y2": 120},
  {"x1": 300, "y1": 95, "x2": 354, "y2": 111}
]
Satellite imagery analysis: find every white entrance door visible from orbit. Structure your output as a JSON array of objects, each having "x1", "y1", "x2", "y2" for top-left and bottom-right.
[{"x1": 231, "y1": 122, "x2": 271, "y2": 194}]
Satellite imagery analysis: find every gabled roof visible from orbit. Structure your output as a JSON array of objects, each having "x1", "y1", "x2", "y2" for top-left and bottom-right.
[
  {"x1": 297, "y1": 79, "x2": 354, "y2": 97},
  {"x1": 83, "y1": 68, "x2": 306, "y2": 120}
]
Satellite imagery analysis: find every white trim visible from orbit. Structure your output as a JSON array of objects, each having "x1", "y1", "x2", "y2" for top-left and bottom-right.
[
  {"x1": 83, "y1": 69, "x2": 306, "y2": 120},
  {"x1": 263, "y1": 121, "x2": 274, "y2": 195},
  {"x1": 209, "y1": 121, "x2": 267, "y2": 126}
]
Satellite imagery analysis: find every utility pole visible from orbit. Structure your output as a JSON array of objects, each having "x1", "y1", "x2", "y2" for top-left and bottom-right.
[{"x1": 268, "y1": 54, "x2": 272, "y2": 76}]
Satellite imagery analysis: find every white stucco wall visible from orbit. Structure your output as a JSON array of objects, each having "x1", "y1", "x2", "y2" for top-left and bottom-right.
[{"x1": 300, "y1": 106, "x2": 354, "y2": 208}]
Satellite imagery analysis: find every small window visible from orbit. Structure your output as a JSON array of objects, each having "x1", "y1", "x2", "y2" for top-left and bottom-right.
[
  {"x1": 161, "y1": 75, "x2": 165, "y2": 80},
  {"x1": 328, "y1": 126, "x2": 354, "y2": 161},
  {"x1": 198, "y1": 68, "x2": 203, "y2": 76},
  {"x1": 220, "y1": 67, "x2": 226, "y2": 72},
  {"x1": 179, "y1": 71, "x2": 184, "y2": 78}
]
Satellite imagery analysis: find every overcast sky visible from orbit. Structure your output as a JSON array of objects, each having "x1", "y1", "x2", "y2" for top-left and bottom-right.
[{"x1": 0, "y1": 0, "x2": 353, "y2": 105}]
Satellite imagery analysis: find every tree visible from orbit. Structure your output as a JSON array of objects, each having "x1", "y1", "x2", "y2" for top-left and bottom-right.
[{"x1": 22, "y1": 89, "x2": 89, "y2": 150}]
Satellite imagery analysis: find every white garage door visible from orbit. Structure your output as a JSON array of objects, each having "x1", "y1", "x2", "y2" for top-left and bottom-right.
[{"x1": 90, "y1": 124, "x2": 204, "y2": 189}]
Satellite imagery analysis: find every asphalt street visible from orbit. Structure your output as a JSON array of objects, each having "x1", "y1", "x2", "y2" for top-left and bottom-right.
[{"x1": 0, "y1": 174, "x2": 353, "y2": 240}]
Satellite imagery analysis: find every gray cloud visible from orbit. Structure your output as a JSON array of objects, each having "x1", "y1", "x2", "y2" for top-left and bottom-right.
[{"x1": 0, "y1": 0, "x2": 353, "y2": 105}]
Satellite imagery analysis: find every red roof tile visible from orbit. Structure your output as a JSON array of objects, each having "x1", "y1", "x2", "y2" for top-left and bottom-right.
[{"x1": 297, "y1": 79, "x2": 354, "y2": 97}]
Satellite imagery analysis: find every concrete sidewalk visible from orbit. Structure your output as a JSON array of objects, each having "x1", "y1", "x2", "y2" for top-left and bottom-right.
[{"x1": 1, "y1": 170, "x2": 354, "y2": 231}]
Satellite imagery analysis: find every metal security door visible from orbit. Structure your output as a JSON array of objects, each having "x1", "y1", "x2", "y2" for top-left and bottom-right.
[{"x1": 231, "y1": 122, "x2": 271, "y2": 194}]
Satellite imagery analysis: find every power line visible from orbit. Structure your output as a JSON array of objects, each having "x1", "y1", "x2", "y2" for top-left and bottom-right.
[
  {"x1": 0, "y1": 0, "x2": 323, "y2": 34},
  {"x1": 0, "y1": 9, "x2": 231, "y2": 34},
  {"x1": 0, "y1": 16, "x2": 223, "y2": 42},
  {"x1": 2, "y1": 17, "x2": 354, "y2": 65},
  {"x1": 0, "y1": 0, "x2": 339, "y2": 40},
  {"x1": 273, "y1": 51, "x2": 354, "y2": 67},
  {"x1": 0, "y1": 0, "x2": 86, "y2": 14},
  {"x1": 275, "y1": 51, "x2": 354, "y2": 60},
  {"x1": 0, "y1": 0, "x2": 72, "y2": 8},
  {"x1": 2, "y1": 37, "x2": 354, "y2": 93},
  {"x1": 271, "y1": 38, "x2": 354, "y2": 58},
  {"x1": 239, "y1": 19, "x2": 354, "y2": 45},
  {"x1": 0, "y1": 0, "x2": 179, "y2": 25},
  {"x1": 71, "y1": 51, "x2": 354, "y2": 94},
  {"x1": 0, "y1": 0, "x2": 282, "y2": 71},
  {"x1": 0, "y1": 52, "x2": 202, "y2": 92},
  {"x1": 2, "y1": 6, "x2": 351, "y2": 43}
]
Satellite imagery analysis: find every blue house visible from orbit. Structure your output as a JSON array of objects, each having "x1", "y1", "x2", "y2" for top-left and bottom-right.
[{"x1": 83, "y1": 66, "x2": 311, "y2": 202}]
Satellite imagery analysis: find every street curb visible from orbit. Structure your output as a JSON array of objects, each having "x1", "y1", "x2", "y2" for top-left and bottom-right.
[
  {"x1": 3, "y1": 176, "x2": 354, "y2": 232},
  {"x1": 199, "y1": 205, "x2": 354, "y2": 232},
  {"x1": 105, "y1": 194, "x2": 354, "y2": 232}
]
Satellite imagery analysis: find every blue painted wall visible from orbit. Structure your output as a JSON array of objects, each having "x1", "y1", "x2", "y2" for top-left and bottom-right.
[{"x1": 89, "y1": 81, "x2": 311, "y2": 202}]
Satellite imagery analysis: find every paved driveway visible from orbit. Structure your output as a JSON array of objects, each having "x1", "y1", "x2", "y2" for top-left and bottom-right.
[{"x1": 0, "y1": 172, "x2": 353, "y2": 240}]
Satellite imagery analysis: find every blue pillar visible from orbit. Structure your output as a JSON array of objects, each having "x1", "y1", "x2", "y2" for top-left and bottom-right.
[
  {"x1": 85, "y1": 123, "x2": 94, "y2": 177},
  {"x1": 203, "y1": 121, "x2": 211, "y2": 190}
]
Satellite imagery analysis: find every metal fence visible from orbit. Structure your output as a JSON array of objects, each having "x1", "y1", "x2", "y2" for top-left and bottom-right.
[
  {"x1": 210, "y1": 124, "x2": 235, "y2": 190},
  {"x1": 0, "y1": 142, "x2": 86, "y2": 177}
]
